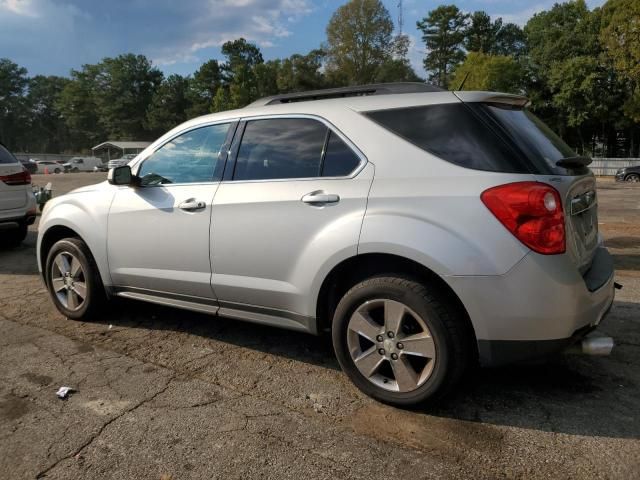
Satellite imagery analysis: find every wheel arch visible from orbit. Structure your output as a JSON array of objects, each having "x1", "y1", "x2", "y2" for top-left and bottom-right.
[{"x1": 315, "y1": 252, "x2": 478, "y2": 358}]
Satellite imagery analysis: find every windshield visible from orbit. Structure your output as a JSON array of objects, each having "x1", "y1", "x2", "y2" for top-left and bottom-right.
[
  {"x1": 0, "y1": 144, "x2": 17, "y2": 164},
  {"x1": 469, "y1": 103, "x2": 580, "y2": 175}
]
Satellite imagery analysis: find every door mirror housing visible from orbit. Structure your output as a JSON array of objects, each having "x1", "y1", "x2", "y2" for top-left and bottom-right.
[{"x1": 108, "y1": 165, "x2": 136, "y2": 186}]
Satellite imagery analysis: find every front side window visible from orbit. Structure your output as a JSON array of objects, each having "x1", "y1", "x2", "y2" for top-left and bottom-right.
[{"x1": 139, "y1": 123, "x2": 230, "y2": 185}]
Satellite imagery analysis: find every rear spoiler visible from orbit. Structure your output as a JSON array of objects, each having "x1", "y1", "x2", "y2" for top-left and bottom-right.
[{"x1": 453, "y1": 91, "x2": 530, "y2": 108}]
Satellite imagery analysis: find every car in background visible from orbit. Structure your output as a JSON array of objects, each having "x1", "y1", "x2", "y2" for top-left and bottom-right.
[
  {"x1": 20, "y1": 158, "x2": 38, "y2": 174},
  {"x1": 107, "y1": 153, "x2": 138, "y2": 170},
  {"x1": 36, "y1": 160, "x2": 63, "y2": 174},
  {"x1": 615, "y1": 165, "x2": 640, "y2": 182},
  {"x1": 0, "y1": 142, "x2": 36, "y2": 246},
  {"x1": 63, "y1": 157, "x2": 104, "y2": 173}
]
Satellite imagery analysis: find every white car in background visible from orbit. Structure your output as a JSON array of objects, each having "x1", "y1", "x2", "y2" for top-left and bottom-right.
[
  {"x1": 107, "y1": 154, "x2": 138, "y2": 170},
  {"x1": 36, "y1": 160, "x2": 63, "y2": 174},
  {"x1": 64, "y1": 157, "x2": 104, "y2": 173},
  {"x1": 0, "y1": 142, "x2": 37, "y2": 246}
]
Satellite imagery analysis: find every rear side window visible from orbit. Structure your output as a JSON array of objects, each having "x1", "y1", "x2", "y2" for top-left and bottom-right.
[
  {"x1": 0, "y1": 144, "x2": 17, "y2": 164},
  {"x1": 322, "y1": 131, "x2": 361, "y2": 177},
  {"x1": 365, "y1": 103, "x2": 530, "y2": 173}
]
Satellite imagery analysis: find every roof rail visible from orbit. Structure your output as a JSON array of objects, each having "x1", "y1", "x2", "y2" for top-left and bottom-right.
[{"x1": 247, "y1": 82, "x2": 444, "y2": 107}]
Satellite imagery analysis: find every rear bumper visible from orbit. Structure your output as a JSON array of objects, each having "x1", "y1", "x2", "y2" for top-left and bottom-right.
[
  {"x1": 0, "y1": 193, "x2": 37, "y2": 227},
  {"x1": 446, "y1": 246, "x2": 616, "y2": 366}
]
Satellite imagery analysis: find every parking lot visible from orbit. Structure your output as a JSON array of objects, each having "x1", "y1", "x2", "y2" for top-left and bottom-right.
[{"x1": 1, "y1": 173, "x2": 638, "y2": 479}]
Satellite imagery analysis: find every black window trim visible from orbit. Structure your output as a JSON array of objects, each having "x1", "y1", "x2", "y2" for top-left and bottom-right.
[
  {"x1": 224, "y1": 113, "x2": 367, "y2": 183},
  {"x1": 130, "y1": 120, "x2": 238, "y2": 187}
]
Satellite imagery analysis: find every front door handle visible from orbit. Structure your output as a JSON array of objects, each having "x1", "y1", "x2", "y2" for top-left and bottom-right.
[
  {"x1": 301, "y1": 192, "x2": 340, "y2": 205},
  {"x1": 178, "y1": 199, "x2": 206, "y2": 211}
]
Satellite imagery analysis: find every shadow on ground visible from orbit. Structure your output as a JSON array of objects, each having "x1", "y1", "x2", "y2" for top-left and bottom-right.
[{"x1": 93, "y1": 295, "x2": 639, "y2": 441}]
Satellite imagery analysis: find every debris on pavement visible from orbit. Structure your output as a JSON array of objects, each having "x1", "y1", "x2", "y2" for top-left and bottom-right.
[{"x1": 55, "y1": 386, "x2": 74, "y2": 399}]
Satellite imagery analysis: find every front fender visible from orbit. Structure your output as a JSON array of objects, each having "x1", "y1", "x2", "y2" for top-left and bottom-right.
[{"x1": 37, "y1": 188, "x2": 115, "y2": 288}]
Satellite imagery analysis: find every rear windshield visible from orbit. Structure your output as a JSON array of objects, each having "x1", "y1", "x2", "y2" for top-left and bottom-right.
[
  {"x1": 365, "y1": 103, "x2": 578, "y2": 175},
  {"x1": 0, "y1": 144, "x2": 17, "y2": 164}
]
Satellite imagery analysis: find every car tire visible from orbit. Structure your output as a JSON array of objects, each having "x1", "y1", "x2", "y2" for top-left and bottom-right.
[
  {"x1": 626, "y1": 173, "x2": 640, "y2": 182},
  {"x1": 71, "y1": 167, "x2": 79, "y2": 173},
  {"x1": 54, "y1": 168, "x2": 61, "y2": 174},
  {"x1": 45, "y1": 238, "x2": 106, "y2": 320},
  {"x1": 0, "y1": 223, "x2": 28, "y2": 248},
  {"x1": 332, "y1": 275, "x2": 471, "y2": 407}
]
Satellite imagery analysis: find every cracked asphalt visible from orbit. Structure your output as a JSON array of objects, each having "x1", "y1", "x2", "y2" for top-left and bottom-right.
[{"x1": 1, "y1": 173, "x2": 639, "y2": 479}]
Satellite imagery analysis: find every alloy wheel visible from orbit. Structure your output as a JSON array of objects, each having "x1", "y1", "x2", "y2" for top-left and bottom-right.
[
  {"x1": 346, "y1": 299, "x2": 436, "y2": 392},
  {"x1": 50, "y1": 251, "x2": 87, "y2": 311}
]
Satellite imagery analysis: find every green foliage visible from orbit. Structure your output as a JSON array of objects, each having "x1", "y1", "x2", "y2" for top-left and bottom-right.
[
  {"x1": 325, "y1": 0, "x2": 395, "y2": 85},
  {"x1": 417, "y1": 5, "x2": 468, "y2": 88},
  {"x1": 0, "y1": 58, "x2": 29, "y2": 150},
  {"x1": 452, "y1": 52, "x2": 524, "y2": 93},
  {"x1": 1, "y1": 0, "x2": 639, "y2": 157},
  {"x1": 187, "y1": 60, "x2": 222, "y2": 117},
  {"x1": 147, "y1": 74, "x2": 191, "y2": 134}
]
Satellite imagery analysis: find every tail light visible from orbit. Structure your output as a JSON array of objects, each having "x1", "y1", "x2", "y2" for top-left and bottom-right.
[
  {"x1": 0, "y1": 168, "x2": 31, "y2": 186},
  {"x1": 481, "y1": 182, "x2": 565, "y2": 254}
]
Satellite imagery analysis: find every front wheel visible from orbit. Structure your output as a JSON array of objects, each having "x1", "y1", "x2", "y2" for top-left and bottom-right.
[
  {"x1": 45, "y1": 238, "x2": 106, "y2": 320},
  {"x1": 332, "y1": 276, "x2": 470, "y2": 406},
  {"x1": 626, "y1": 173, "x2": 640, "y2": 183}
]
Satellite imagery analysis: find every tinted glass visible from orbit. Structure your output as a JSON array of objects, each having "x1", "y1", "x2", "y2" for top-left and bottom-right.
[
  {"x1": 234, "y1": 118, "x2": 326, "y2": 181},
  {"x1": 0, "y1": 144, "x2": 17, "y2": 164},
  {"x1": 470, "y1": 104, "x2": 578, "y2": 175},
  {"x1": 139, "y1": 124, "x2": 229, "y2": 185},
  {"x1": 366, "y1": 103, "x2": 530, "y2": 173},
  {"x1": 322, "y1": 131, "x2": 361, "y2": 177}
]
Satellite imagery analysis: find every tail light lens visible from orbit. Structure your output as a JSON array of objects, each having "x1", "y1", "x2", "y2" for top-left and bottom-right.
[
  {"x1": 481, "y1": 182, "x2": 565, "y2": 254},
  {"x1": 0, "y1": 168, "x2": 31, "y2": 186}
]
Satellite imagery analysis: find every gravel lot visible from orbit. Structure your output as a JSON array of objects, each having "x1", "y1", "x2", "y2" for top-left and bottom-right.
[{"x1": 1, "y1": 172, "x2": 639, "y2": 479}]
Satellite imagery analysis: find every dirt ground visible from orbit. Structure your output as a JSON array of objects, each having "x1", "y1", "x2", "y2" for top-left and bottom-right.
[{"x1": 1, "y1": 172, "x2": 638, "y2": 479}]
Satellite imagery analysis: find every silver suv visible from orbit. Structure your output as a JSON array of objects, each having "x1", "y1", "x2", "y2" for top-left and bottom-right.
[
  {"x1": 1, "y1": 142, "x2": 37, "y2": 246},
  {"x1": 37, "y1": 83, "x2": 615, "y2": 405}
]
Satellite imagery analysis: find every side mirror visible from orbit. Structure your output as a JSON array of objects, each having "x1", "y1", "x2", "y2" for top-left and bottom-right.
[{"x1": 108, "y1": 165, "x2": 134, "y2": 186}]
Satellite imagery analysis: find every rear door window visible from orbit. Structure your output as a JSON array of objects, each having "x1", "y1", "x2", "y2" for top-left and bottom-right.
[
  {"x1": 233, "y1": 118, "x2": 327, "y2": 181},
  {"x1": 0, "y1": 144, "x2": 17, "y2": 164}
]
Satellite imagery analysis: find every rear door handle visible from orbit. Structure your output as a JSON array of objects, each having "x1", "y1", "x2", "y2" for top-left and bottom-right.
[
  {"x1": 301, "y1": 192, "x2": 340, "y2": 205},
  {"x1": 178, "y1": 199, "x2": 206, "y2": 211}
]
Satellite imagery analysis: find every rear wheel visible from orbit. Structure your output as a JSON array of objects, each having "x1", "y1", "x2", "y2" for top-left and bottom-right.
[
  {"x1": 0, "y1": 223, "x2": 28, "y2": 248},
  {"x1": 626, "y1": 173, "x2": 640, "y2": 182},
  {"x1": 332, "y1": 276, "x2": 470, "y2": 406},
  {"x1": 45, "y1": 238, "x2": 105, "y2": 320},
  {"x1": 54, "y1": 168, "x2": 61, "y2": 174}
]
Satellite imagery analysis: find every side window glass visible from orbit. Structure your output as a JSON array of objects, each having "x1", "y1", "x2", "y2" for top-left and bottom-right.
[
  {"x1": 139, "y1": 123, "x2": 229, "y2": 185},
  {"x1": 322, "y1": 131, "x2": 361, "y2": 176},
  {"x1": 233, "y1": 118, "x2": 326, "y2": 181}
]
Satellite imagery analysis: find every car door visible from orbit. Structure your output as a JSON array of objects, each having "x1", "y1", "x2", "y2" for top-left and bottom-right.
[
  {"x1": 108, "y1": 122, "x2": 232, "y2": 300},
  {"x1": 0, "y1": 144, "x2": 27, "y2": 213},
  {"x1": 211, "y1": 116, "x2": 373, "y2": 322}
]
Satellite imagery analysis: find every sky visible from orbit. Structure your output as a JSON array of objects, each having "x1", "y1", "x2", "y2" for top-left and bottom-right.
[{"x1": 0, "y1": 0, "x2": 606, "y2": 78}]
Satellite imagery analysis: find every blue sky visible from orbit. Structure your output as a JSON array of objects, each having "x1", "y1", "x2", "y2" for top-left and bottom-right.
[{"x1": 0, "y1": 0, "x2": 605, "y2": 78}]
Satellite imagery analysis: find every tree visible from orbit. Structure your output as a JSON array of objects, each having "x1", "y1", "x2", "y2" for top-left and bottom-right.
[
  {"x1": 0, "y1": 58, "x2": 29, "y2": 150},
  {"x1": 187, "y1": 60, "x2": 222, "y2": 117},
  {"x1": 93, "y1": 54, "x2": 163, "y2": 140},
  {"x1": 600, "y1": 0, "x2": 640, "y2": 125},
  {"x1": 417, "y1": 5, "x2": 468, "y2": 88},
  {"x1": 494, "y1": 23, "x2": 527, "y2": 58},
  {"x1": 218, "y1": 38, "x2": 264, "y2": 109},
  {"x1": 56, "y1": 65, "x2": 105, "y2": 151},
  {"x1": 451, "y1": 52, "x2": 523, "y2": 93},
  {"x1": 325, "y1": 0, "x2": 395, "y2": 85},
  {"x1": 147, "y1": 74, "x2": 191, "y2": 134},
  {"x1": 25, "y1": 75, "x2": 70, "y2": 152},
  {"x1": 465, "y1": 11, "x2": 501, "y2": 53}
]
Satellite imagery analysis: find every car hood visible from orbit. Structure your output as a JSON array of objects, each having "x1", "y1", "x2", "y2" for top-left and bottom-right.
[{"x1": 67, "y1": 180, "x2": 111, "y2": 195}]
